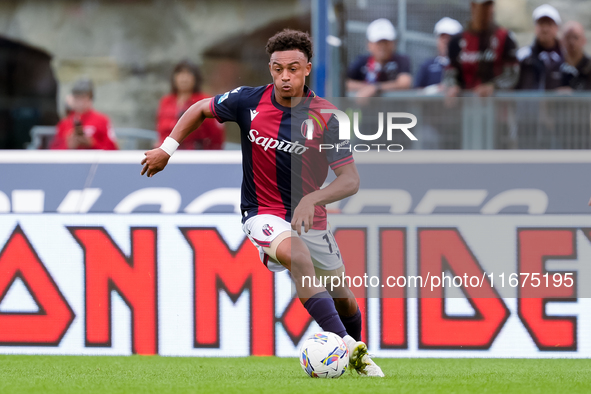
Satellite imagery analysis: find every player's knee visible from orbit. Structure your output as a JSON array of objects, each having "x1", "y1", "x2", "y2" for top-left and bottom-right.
[
  {"x1": 329, "y1": 285, "x2": 355, "y2": 300},
  {"x1": 289, "y1": 250, "x2": 314, "y2": 277}
]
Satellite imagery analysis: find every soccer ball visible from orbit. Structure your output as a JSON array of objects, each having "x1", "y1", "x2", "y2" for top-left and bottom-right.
[{"x1": 299, "y1": 332, "x2": 349, "y2": 378}]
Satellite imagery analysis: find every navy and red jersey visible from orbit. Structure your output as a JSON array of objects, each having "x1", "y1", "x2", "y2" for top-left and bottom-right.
[
  {"x1": 210, "y1": 84, "x2": 353, "y2": 230},
  {"x1": 446, "y1": 26, "x2": 519, "y2": 90}
]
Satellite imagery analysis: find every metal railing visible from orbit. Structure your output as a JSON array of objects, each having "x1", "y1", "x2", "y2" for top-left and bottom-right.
[
  {"x1": 371, "y1": 91, "x2": 591, "y2": 149},
  {"x1": 26, "y1": 92, "x2": 591, "y2": 150},
  {"x1": 27, "y1": 126, "x2": 158, "y2": 150}
]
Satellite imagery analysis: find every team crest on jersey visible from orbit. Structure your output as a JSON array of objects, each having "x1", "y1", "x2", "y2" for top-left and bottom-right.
[
  {"x1": 262, "y1": 224, "x2": 274, "y2": 236},
  {"x1": 301, "y1": 109, "x2": 328, "y2": 140}
]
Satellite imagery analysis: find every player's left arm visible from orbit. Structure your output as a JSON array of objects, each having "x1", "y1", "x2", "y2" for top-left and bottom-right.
[
  {"x1": 141, "y1": 98, "x2": 214, "y2": 177},
  {"x1": 291, "y1": 162, "x2": 359, "y2": 235}
]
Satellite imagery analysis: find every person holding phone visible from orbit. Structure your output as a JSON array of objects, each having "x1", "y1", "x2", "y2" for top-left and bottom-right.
[{"x1": 51, "y1": 78, "x2": 118, "y2": 150}]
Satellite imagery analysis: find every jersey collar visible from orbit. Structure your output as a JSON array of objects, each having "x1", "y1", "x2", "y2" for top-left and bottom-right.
[{"x1": 271, "y1": 84, "x2": 315, "y2": 112}]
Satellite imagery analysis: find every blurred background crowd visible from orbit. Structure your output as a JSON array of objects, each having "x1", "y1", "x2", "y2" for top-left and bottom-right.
[{"x1": 0, "y1": 0, "x2": 590, "y2": 151}]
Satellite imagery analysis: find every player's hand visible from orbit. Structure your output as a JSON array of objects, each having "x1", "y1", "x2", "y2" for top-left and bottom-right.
[
  {"x1": 141, "y1": 148, "x2": 170, "y2": 177},
  {"x1": 588, "y1": 197, "x2": 591, "y2": 206},
  {"x1": 291, "y1": 196, "x2": 315, "y2": 236}
]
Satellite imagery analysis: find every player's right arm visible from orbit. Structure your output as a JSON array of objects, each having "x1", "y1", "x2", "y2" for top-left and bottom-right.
[{"x1": 141, "y1": 98, "x2": 214, "y2": 177}]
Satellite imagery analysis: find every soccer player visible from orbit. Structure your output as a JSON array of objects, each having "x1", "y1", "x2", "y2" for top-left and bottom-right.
[{"x1": 141, "y1": 29, "x2": 384, "y2": 377}]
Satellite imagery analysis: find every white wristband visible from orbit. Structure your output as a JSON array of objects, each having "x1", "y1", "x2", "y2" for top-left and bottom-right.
[{"x1": 159, "y1": 137, "x2": 179, "y2": 156}]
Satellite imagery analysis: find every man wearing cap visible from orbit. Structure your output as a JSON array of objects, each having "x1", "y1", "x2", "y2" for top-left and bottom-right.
[
  {"x1": 347, "y1": 18, "x2": 412, "y2": 97},
  {"x1": 560, "y1": 21, "x2": 591, "y2": 91},
  {"x1": 415, "y1": 17, "x2": 463, "y2": 89},
  {"x1": 51, "y1": 78, "x2": 118, "y2": 150},
  {"x1": 516, "y1": 4, "x2": 564, "y2": 90},
  {"x1": 445, "y1": 0, "x2": 519, "y2": 97}
]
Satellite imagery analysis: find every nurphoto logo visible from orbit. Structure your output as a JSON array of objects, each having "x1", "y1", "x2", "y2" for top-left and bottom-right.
[{"x1": 302, "y1": 110, "x2": 418, "y2": 153}]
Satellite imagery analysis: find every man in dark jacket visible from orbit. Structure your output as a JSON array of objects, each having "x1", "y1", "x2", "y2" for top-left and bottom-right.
[
  {"x1": 347, "y1": 19, "x2": 412, "y2": 97},
  {"x1": 516, "y1": 4, "x2": 564, "y2": 90}
]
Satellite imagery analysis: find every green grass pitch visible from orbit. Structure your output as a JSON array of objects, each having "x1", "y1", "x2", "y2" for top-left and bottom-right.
[{"x1": 1, "y1": 355, "x2": 590, "y2": 393}]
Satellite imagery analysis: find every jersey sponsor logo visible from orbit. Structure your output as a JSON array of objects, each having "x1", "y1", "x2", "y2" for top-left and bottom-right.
[
  {"x1": 262, "y1": 224, "x2": 273, "y2": 236},
  {"x1": 217, "y1": 92, "x2": 229, "y2": 104},
  {"x1": 459, "y1": 49, "x2": 498, "y2": 63},
  {"x1": 247, "y1": 129, "x2": 309, "y2": 155},
  {"x1": 218, "y1": 87, "x2": 242, "y2": 104},
  {"x1": 250, "y1": 109, "x2": 259, "y2": 121}
]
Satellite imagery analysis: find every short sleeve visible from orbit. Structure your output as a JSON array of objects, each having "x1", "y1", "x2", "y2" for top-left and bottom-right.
[
  {"x1": 347, "y1": 56, "x2": 369, "y2": 81},
  {"x1": 503, "y1": 31, "x2": 519, "y2": 64},
  {"x1": 398, "y1": 55, "x2": 411, "y2": 74},
  {"x1": 445, "y1": 34, "x2": 463, "y2": 87},
  {"x1": 323, "y1": 115, "x2": 354, "y2": 170},
  {"x1": 210, "y1": 87, "x2": 244, "y2": 123},
  {"x1": 414, "y1": 60, "x2": 430, "y2": 88}
]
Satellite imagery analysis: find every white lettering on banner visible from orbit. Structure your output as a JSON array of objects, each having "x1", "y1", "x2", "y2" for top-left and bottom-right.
[
  {"x1": 0, "y1": 214, "x2": 590, "y2": 358},
  {"x1": 0, "y1": 191, "x2": 9, "y2": 213},
  {"x1": 114, "y1": 188, "x2": 181, "y2": 213},
  {"x1": 184, "y1": 188, "x2": 241, "y2": 214},
  {"x1": 57, "y1": 189, "x2": 102, "y2": 214},
  {"x1": 480, "y1": 189, "x2": 549, "y2": 215},
  {"x1": 43, "y1": 187, "x2": 551, "y2": 216},
  {"x1": 341, "y1": 189, "x2": 412, "y2": 214},
  {"x1": 414, "y1": 190, "x2": 488, "y2": 214},
  {"x1": 248, "y1": 129, "x2": 309, "y2": 155},
  {"x1": 12, "y1": 190, "x2": 44, "y2": 213}
]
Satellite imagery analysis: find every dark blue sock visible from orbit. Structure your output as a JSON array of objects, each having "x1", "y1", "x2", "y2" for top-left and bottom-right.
[
  {"x1": 303, "y1": 291, "x2": 348, "y2": 338},
  {"x1": 340, "y1": 307, "x2": 362, "y2": 341}
]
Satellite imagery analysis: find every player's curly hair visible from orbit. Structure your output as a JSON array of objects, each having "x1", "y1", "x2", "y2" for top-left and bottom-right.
[{"x1": 266, "y1": 29, "x2": 313, "y2": 61}]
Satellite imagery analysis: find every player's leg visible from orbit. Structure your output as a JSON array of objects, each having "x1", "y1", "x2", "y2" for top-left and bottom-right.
[
  {"x1": 304, "y1": 228, "x2": 384, "y2": 377},
  {"x1": 302, "y1": 227, "x2": 363, "y2": 340},
  {"x1": 274, "y1": 235, "x2": 352, "y2": 339},
  {"x1": 314, "y1": 265, "x2": 362, "y2": 342},
  {"x1": 243, "y1": 215, "x2": 350, "y2": 340}
]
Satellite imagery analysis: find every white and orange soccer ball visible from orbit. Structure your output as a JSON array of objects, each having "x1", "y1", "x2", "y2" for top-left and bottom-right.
[{"x1": 299, "y1": 332, "x2": 349, "y2": 378}]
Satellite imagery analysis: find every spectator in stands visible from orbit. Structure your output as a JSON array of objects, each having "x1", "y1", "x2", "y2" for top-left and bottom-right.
[
  {"x1": 347, "y1": 18, "x2": 412, "y2": 97},
  {"x1": 51, "y1": 78, "x2": 118, "y2": 150},
  {"x1": 415, "y1": 17, "x2": 463, "y2": 91},
  {"x1": 157, "y1": 60, "x2": 224, "y2": 149},
  {"x1": 560, "y1": 21, "x2": 591, "y2": 91},
  {"x1": 445, "y1": 0, "x2": 519, "y2": 97},
  {"x1": 516, "y1": 5, "x2": 564, "y2": 90}
]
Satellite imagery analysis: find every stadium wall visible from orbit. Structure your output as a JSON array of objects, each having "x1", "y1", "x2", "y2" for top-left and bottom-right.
[
  {"x1": 0, "y1": 150, "x2": 590, "y2": 358},
  {"x1": 0, "y1": 0, "x2": 309, "y2": 130}
]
